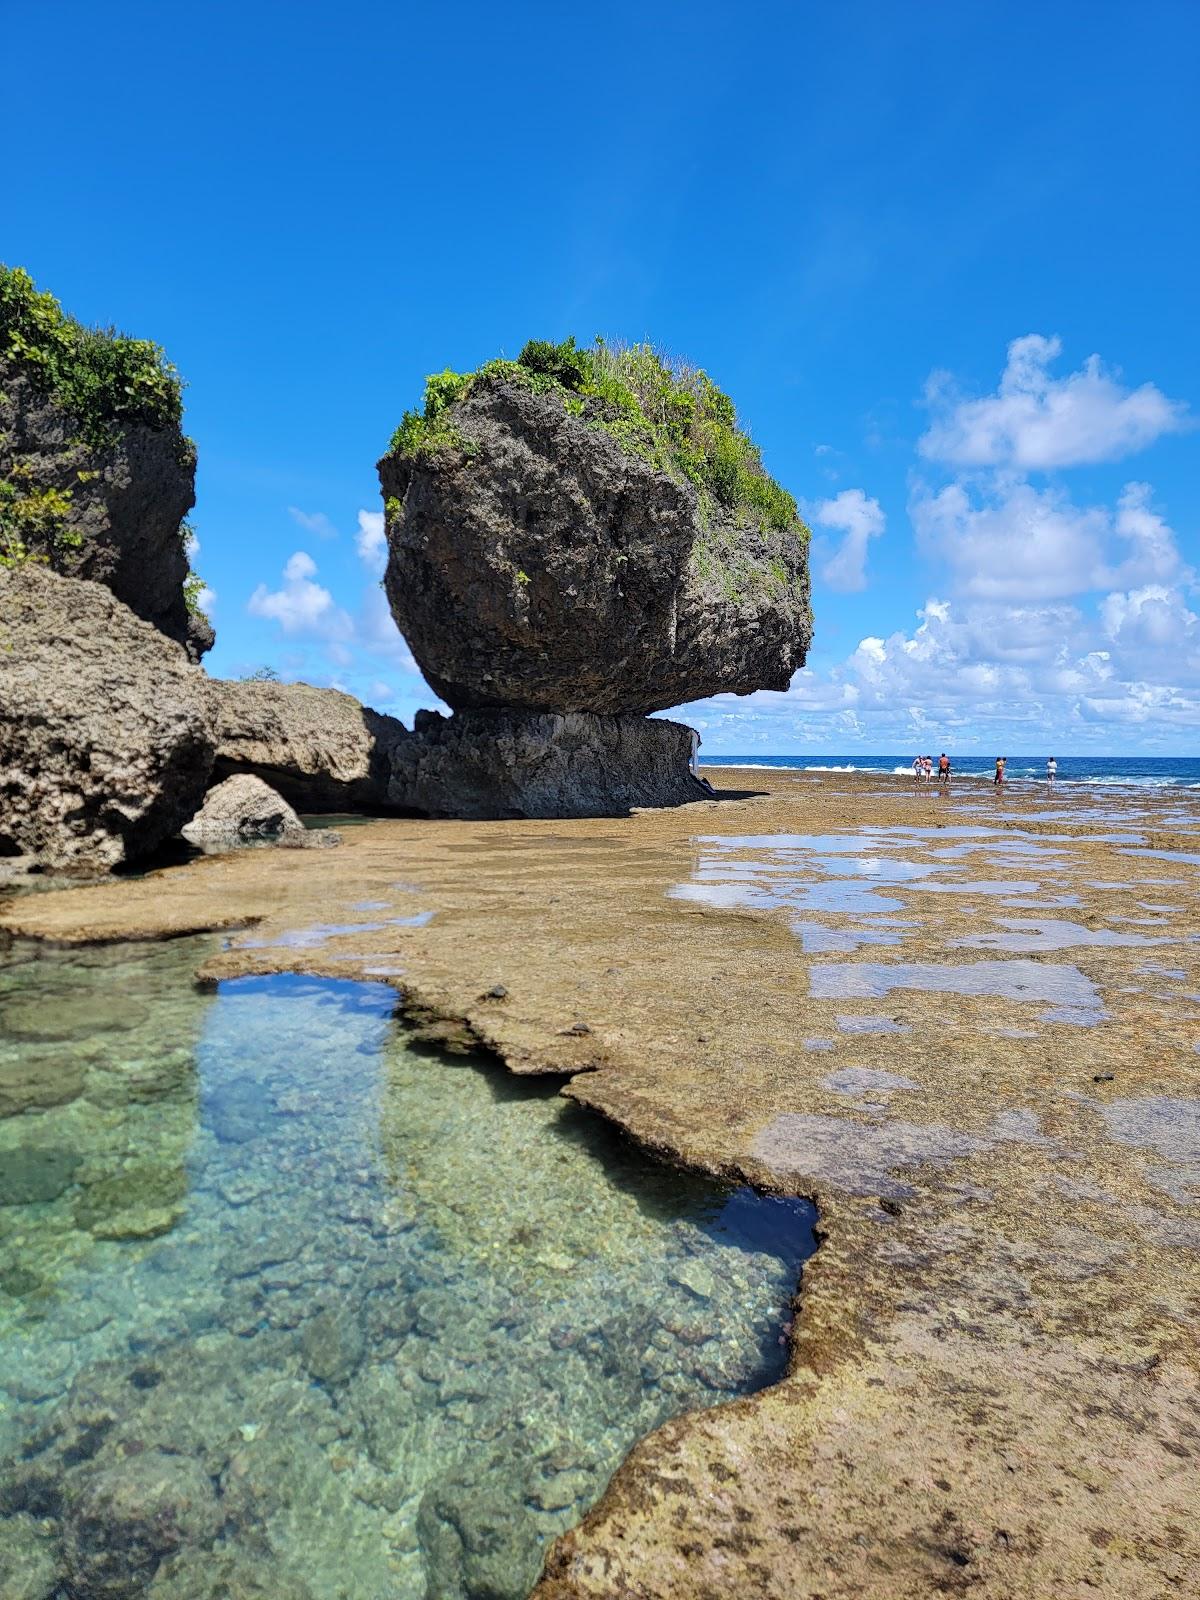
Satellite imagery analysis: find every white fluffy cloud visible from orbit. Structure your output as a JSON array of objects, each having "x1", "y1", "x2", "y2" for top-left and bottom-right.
[
  {"x1": 287, "y1": 506, "x2": 339, "y2": 540},
  {"x1": 920, "y1": 334, "x2": 1190, "y2": 470},
  {"x1": 248, "y1": 550, "x2": 352, "y2": 637},
  {"x1": 355, "y1": 509, "x2": 387, "y2": 575},
  {"x1": 911, "y1": 475, "x2": 1188, "y2": 606},
  {"x1": 811, "y1": 489, "x2": 885, "y2": 592}
]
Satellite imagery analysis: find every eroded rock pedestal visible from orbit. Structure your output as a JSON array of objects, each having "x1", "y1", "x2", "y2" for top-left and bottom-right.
[
  {"x1": 389, "y1": 710, "x2": 702, "y2": 820},
  {"x1": 377, "y1": 368, "x2": 811, "y2": 817}
]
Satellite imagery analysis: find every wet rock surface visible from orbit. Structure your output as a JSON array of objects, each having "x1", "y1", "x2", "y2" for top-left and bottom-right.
[
  {"x1": 379, "y1": 378, "x2": 811, "y2": 715},
  {"x1": 0, "y1": 366, "x2": 204, "y2": 658},
  {"x1": 0, "y1": 566, "x2": 216, "y2": 868},
  {"x1": 390, "y1": 708, "x2": 702, "y2": 819},
  {"x1": 209, "y1": 678, "x2": 407, "y2": 812}
]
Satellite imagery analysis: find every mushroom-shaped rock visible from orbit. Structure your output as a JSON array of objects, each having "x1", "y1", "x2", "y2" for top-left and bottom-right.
[
  {"x1": 0, "y1": 265, "x2": 210, "y2": 659},
  {"x1": 0, "y1": 566, "x2": 216, "y2": 869},
  {"x1": 378, "y1": 340, "x2": 811, "y2": 715}
]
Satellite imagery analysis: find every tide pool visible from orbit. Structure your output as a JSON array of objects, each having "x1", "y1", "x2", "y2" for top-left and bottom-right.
[{"x1": 0, "y1": 938, "x2": 813, "y2": 1600}]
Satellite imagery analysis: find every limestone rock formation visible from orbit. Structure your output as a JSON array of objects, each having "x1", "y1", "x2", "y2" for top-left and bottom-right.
[
  {"x1": 378, "y1": 344, "x2": 811, "y2": 715},
  {"x1": 210, "y1": 678, "x2": 407, "y2": 812},
  {"x1": 0, "y1": 566, "x2": 216, "y2": 868},
  {"x1": 182, "y1": 774, "x2": 305, "y2": 846},
  {"x1": 0, "y1": 265, "x2": 210, "y2": 659},
  {"x1": 389, "y1": 710, "x2": 703, "y2": 819}
]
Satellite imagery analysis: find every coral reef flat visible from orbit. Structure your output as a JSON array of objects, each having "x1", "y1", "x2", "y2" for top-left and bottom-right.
[{"x1": 4, "y1": 769, "x2": 1200, "y2": 1597}]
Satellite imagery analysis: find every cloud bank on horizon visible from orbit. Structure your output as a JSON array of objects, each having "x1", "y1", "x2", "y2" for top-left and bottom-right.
[
  {"x1": 235, "y1": 334, "x2": 1193, "y2": 752},
  {"x1": 685, "y1": 334, "x2": 1194, "y2": 753}
]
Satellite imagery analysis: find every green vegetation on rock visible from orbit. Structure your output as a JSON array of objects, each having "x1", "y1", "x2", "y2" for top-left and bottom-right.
[
  {"x1": 0, "y1": 264, "x2": 183, "y2": 445},
  {"x1": 389, "y1": 337, "x2": 807, "y2": 539}
]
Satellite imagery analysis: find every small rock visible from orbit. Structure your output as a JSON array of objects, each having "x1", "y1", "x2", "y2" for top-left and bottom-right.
[
  {"x1": 669, "y1": 1259, "x2": 716, "y2": 1302},
  {"x1": 484, "y1": 985, "x2": 509, "y2": 1001},
  {"x1": 0, "y1": 1146, "x2": 79, "y2": 1206},
  {"x1": 299, "y1": 1305, "x2": 365, "y2": 1384}
]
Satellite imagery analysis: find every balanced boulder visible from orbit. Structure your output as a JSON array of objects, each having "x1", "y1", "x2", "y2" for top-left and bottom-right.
[
  {"x1": 389, "y1": 709, "x2": 702, "y2": 819},
  {"x1": 378, "y1": 339, "x2": 812, "y2": 715},
  {"x1": 0, "y1": 264, "x2": 211, "y2": 659},
  {"x1": 0, "y1": 566, "x2": 216, "y2": 868},
  {"x1": 210, "y1": 678, "x2": 408, "y2": 812}
]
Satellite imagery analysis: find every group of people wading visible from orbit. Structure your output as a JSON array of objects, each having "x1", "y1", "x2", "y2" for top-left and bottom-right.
[
  {"x1": 911, "y1": 754, "x2": 1060, "y2": 788},
  {"x1": 911, "y1": 753, "x2": 953, "y2": 785}
]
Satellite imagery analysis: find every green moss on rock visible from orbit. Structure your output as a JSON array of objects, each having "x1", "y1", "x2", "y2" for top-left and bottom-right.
[{"x1": 389, "y1": 337, "x2": 807, "y2": 542}]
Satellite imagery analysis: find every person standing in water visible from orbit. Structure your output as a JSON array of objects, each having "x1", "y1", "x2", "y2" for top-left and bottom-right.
[
  {"x1": 938, "y1": 752, "x2": 951, "y2": 785},
  {"x1": 1047, "y1": 755, "x2": 1058, "y2": 784},
  {"x1": 994, "y1": 756, "x2": 1006, "y2": 787}
]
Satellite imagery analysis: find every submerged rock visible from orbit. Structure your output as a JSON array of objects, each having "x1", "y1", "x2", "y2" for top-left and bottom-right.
[
  {"x1": 390, "y1": 709, "x2": 703, "y2": 819},
  {"x1": 182, "y1": 773, "x2": 304, "y2": 847},
  {"x1": 0, "y1": 1512, "x2": 59, "y2": 1600},
  {"x1": 0, "y1": 566, "x2": 216, "y2": 868},
  {"x1": 0, "y1": 266, "x2": 210, "y2": 659},
  {"x1": 378, "y1": 347, "x2": 811, "y2": 715},
  {"x1": 209, "y1": 678, "x2": 407, "y2": 812},
  {"x1": 62, "y1": 1451, "x2": 222, "y2": 1598},
  {"x1": 418, "y1": 1451, "x2": 542, "y2": 1600}
]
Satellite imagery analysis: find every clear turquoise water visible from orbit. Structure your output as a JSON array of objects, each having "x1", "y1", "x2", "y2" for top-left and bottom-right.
[{"x1": 0, "y1": 938, "x2": 813, "y2": 1600}]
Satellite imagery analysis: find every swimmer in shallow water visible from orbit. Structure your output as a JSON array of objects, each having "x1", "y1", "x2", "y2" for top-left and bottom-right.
[{"x1": 994, "y1": 756, "x2": 1006, "y2": 787}]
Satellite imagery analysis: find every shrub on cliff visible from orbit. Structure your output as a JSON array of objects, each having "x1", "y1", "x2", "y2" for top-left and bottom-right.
[{"x1": 389, "y1": 337, "x2": 803, "y2": 541}]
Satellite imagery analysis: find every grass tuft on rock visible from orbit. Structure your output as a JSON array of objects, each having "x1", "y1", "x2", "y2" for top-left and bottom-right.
[
  {"x1": 0, "y1": 264, "x2": 183, "y2": 446},
  {"x1": 388, "y1": 337, "x2": 806, "y2": 540}
]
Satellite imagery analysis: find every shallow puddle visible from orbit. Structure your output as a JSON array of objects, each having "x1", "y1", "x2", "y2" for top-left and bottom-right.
[
  {"x1": 0, "y1": 941, "x2": 813, "y2": 1600},
  {"x1": 951, "y1": 918, "x2": 1175, "y2": 953},
  {"x1": 811, "y1": 959, "x2": 1105, "y2": 1024}
]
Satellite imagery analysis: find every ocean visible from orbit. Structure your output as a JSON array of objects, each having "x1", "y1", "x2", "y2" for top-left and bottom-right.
[{"x1": 703, "y1": 754, "x2": 1200, "y2": 788}]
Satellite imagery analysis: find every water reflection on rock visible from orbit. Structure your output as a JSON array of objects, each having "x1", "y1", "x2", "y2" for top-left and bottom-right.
[{"x1": 0, "y1": 944, "x2": 813, "y2": 1600}]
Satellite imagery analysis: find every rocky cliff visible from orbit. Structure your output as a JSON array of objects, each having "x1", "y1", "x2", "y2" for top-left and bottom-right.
[
  {"x1": 0, "y1": 265, "x2": 210, "y2": 659},
  {"x1": 0, "y1": 566, "x2": 216, "y2": 868},
  {"x1": 378, "y1": 340, "x2": 811, "y2": 716}
]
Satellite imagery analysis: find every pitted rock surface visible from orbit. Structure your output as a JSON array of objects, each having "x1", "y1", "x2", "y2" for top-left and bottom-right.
[
  {"x1": 0, "y1": 366, "x2": 206, "y2": 657},
  {"x1": 182, "y1": 774, "x2": 304, "y2": 845},
  {"x1": 0, "y1": 566, "x2": 215, "y2": 868},
  {"x1": 210, "y1": 678, "x2": 408, "y2": 812},
  {"x1": 390, "y1": 709, "x2": 702, "y2": 819},
  {"x1": 378, "y1": 378, "x2": 811, "y2": 714}
]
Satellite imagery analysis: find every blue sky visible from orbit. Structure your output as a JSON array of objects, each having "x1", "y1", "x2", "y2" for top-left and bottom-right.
[{"x1": 8, "y1": 1, "x2": 1198, "y2": 753}]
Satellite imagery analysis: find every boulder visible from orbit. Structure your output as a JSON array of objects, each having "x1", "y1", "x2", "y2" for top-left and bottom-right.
[
  {"x1": 0, "y1": 566, "x2": 216, "y2": 868},
  {"x1": 209, "y1": 678, "x2": 408, "y2": 812},
  {"x1": 378, "y1": 358, "x2": 811, "y2": 715},
  {"x1": 389, "y1": 709, "x2": 704, "y2": 819},
  {"x1": 182, "y1": 774, "x2": 304, "y2": 846},
  {"x1": 1, "y1": 268, "x2": 209, "y2": 658}
]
